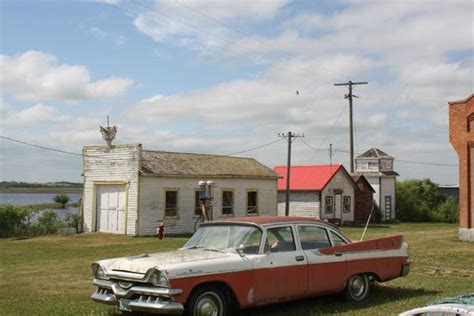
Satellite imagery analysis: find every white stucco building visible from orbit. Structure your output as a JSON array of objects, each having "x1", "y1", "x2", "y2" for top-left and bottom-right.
[
  {"x1": 354, "y1": 148, "x2": 399, "y2": 221},
  {"x1": 82, "y1": 144, "x2": 279, "y2": 236}
]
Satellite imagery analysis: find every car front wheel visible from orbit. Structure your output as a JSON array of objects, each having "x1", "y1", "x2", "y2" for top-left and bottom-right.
[
  {"x1": 345, "y1": 273, "x2": 369, "y2": 301},
  {"x1": 185, "y1": 285, "x2": 228, "y2": 316}
]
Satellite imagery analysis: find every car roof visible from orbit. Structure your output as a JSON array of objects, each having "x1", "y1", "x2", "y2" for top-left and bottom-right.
[{"x1": 213, "y1": 215, "x2": 340, "y2": 230}]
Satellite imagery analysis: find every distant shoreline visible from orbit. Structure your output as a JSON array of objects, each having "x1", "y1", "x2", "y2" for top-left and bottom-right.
[{"x1": 0, "y1": 187, "x2": 83, "y2": 194}]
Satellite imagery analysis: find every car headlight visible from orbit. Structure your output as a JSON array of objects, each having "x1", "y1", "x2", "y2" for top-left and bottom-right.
[
  {"x1": 149, "y1": 270, "x2": 169, "y2": 287},
  {"x1": 92, "y1": 263, "x2": 108, "y2": 280}
]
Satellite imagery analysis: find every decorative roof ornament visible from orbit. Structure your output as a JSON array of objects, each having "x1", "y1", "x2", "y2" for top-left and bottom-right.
[{"x1": 100, "y1": 116, "x2": 117, "y2": 147}]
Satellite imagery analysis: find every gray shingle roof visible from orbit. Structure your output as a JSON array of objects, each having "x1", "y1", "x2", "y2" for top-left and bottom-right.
[
  {"x1": 140, "y1": 150, "x2": 279, "y2": 179},
  {"x1": 356, "y1": 147, "x2": 393, "y2": 159}
]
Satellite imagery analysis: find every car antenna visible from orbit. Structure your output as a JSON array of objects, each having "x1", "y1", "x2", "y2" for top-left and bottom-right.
[{"x1": 360, "y1": 209, "x2": 373, "y2": 241}]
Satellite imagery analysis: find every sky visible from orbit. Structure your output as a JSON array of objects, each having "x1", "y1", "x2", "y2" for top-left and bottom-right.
[{"x1": 0, "y1": 0, "x2": 472, "y2": 184}]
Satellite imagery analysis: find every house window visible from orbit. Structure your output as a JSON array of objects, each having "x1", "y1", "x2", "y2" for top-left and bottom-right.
[
  {"x1": 325, "y1": 196, "x2": 333, "y2": 214},
  {"x1": 385, "y1": 196, "x2": 392, "y2": 214},
  {"x1": 222, "y1": 191, "x2": 234, "y2": 215},
  {"x1": 194, "y1": 191, "x2": 202, "y2": 216},
  {"x1": 247, "y1": 191, "x2": 258, "y2": 214},
  {"x1": 343, "y1": 196, "x2": 351, "y2": 213},
  {"x1": 165, "y1": 190, "x2": 178, "y2": 217}
]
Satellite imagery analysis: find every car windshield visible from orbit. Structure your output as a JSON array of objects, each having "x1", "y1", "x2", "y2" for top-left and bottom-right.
[{"x1": 182, "y1": 224, "x2": 262, "y2": 254}]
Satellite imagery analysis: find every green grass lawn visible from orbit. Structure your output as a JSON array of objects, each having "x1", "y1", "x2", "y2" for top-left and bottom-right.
[{"x1": 1, "y1": 223, "x2": 472, "y2": 315}]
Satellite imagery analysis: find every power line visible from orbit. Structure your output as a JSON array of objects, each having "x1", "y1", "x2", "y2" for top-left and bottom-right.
[
  {"x1": 0, "y1": 135, "x2": 83, "y2": 157},
  {"x1": 225, "y1": 138, "x2": 283, "y2": 156},
  {"x1": 316, "y1": 103, "x2": 348, "y2": 151},
  {"x1": 173, "y1": 0, "x2": 299, "y2": 60},
  {"x1": 129, "y1": 0, "x2": 306, "y2": 77},
  {"x1": 333, "y1": 148, "x2": 458, "y2": 167}
]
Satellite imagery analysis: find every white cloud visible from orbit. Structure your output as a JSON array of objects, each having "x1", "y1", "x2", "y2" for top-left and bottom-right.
[
  {"x1": 0, "y1": 51, "x2": 133, "y2": 103},
  {"x1": 125, "y1": 0, "x2": 290, "y2": 53}
]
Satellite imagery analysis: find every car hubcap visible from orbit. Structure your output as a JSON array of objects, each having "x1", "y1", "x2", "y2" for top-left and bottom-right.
[
  {"x1": 351, "y1": 276, "x2": 365, "y2": 296},
  {"x1": 196, "y1": 295, "x2": 219, "y2": 316}
]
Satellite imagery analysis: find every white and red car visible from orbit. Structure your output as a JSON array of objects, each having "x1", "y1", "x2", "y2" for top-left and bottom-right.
[{"x1": 91, "y1": 216, "x2": 410, "y2": 315}]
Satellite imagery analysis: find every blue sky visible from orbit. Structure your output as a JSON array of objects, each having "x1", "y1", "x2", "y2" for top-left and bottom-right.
[{"x1": 1, "y1": 0, "x2": 472, "y2": 184}]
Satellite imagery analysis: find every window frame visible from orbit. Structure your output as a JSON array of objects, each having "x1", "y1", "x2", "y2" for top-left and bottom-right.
[
  {"x1": 246, "y1": 189, "x2": 259, "y2": 215},
  {"x1": 325, "y1": 196, "x2": 333, "y2": 214},
  {"x1": 343, "y1": 196, "x2": 351, "y2": 213},
  {"x1": 265, "y1": 225, "x2": 297, "y2": 253},
  {"x1": 221, "y1": 189, "x2": 235, "y2": 216},
  {"x1": 194, "y1": 189, "x2": 202, "y2": 217},
  {"x1": 297, "y1": 224, "x2": 331, "y2": 250},
  {"x1": 164, "y1": 188, "x2": 179, "y2": 218}
]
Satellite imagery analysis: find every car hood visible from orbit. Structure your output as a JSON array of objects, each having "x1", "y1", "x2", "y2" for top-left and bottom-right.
[{"x1": 103, "y1": 249, "x2": 233, "y2": 275}]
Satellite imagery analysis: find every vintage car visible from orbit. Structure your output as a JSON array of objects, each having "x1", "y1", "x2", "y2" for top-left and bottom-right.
[{"x1": 91, "y1": 216, "x2": 410, "y2": 315}]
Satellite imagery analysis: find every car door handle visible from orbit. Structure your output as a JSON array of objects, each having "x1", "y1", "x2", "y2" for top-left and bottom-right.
[
  {"x1": 295, "y1": 255, "x2": 305, "y2": 262},
  {"x1": 334, "y1": 252, "x2": 343, "y2": 257}
]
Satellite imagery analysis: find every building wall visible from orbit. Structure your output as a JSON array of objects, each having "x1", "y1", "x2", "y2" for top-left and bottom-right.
[
  {"x1": 449, "y1": 94, "x2": 474, "y2": 241},
  {"x1": 277, "y1": 191, "x2": 320, "y2": 217},
  {"x1": 319, "y1": 171, "x2": 355, "y2": 223},
  {"x1": 82, "y1": 144, "x2": 141, "y2": 235},
  {"x1": 365, "y1": 177, "x2": 380, "y2": 207},
  {"x1": 138, "y1": 177, "x2": 277, "y2": 235},
  {"x1": 353, "y1": 179, "x2": 374, "y2": 222}
]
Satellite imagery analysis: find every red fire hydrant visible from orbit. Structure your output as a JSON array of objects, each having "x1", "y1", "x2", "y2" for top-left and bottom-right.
[{"x1": 157, "y1": 223, "x2": 164, "y2": 240}]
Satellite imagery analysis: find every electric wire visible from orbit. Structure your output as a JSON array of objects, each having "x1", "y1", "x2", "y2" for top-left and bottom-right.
[
  {"x1": 0, "y1": 135, "x2": 84, "y2": 157},
  {"x1": 225, "y1": 138, "x2": 283, "y2": 156}
]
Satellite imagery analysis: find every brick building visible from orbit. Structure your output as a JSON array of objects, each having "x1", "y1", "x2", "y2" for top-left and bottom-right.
[{"x1": 449, "y1": 94, "x2": 474, "y2": 242}]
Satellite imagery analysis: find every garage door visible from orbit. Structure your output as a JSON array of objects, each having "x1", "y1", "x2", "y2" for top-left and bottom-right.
[{"x1": 96, "y1": 185, "x2": 126, "y2": 234}]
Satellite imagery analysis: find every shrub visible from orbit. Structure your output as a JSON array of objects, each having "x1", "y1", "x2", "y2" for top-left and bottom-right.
[
  {"x1": 65, "y1": 213, "x2": 82, "y2": 233},
  {"x1": 53, "y1": 194, "x2": 70, "y2": 208},
  {"x1": 433, "y1": 197, "x2": 459, "y2": 223},
  {"x1": 36, "y1": 210, "x2": 63, "y2": 234},
  {"x1": 0, "y1": 204, "x2": 29, "y2": 238}
]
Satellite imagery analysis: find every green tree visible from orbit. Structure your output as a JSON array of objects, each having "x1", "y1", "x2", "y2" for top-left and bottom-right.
[
  {"x1": 53, "y1": 194, "x2": 70, "y2": 208},
  {"x1": 396, "y1": 179, "x2": 458, "y2": 223}
]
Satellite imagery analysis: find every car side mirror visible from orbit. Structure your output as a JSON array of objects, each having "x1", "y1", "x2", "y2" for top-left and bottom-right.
[{"x1": 235, "y1": 244, "x2": 245, "y2": 258}]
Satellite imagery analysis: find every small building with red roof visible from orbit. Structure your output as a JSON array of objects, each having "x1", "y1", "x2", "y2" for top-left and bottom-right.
[{"x1": 273, "y1": 164, "x2": 358, "y2": 223}]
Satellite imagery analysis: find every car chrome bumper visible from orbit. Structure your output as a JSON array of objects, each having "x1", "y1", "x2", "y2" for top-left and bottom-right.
[
  {"x1": 91, "y1": 279, "x2": 184, "y2": 314},
  {"x1": 401, "y1": 259, "x2": 410, "y2": 277}
]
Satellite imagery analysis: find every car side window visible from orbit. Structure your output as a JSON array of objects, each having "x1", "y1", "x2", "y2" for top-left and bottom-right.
[
  {"x1": 266, "y1": 226, "x2": 296, "y2": 253},
  {"x1": 330, "y1": 231, "x2": 348, "y2": 246},
  {"x1": 298, "y1": 226, "x2": 331, "y2": 250}
]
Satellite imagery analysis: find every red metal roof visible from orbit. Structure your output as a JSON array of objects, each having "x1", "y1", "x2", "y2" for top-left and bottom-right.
[{"x1": 273, "y1": 164, "x2": 343, "y2": 191}]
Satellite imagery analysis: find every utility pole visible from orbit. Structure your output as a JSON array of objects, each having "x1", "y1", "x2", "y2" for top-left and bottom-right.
[
  {"x1": 278, "y1": 131, "x2": 304, "y2": 216},
  {"x1": 334, "y1": 80, "x2": 368, "y2": 173}
]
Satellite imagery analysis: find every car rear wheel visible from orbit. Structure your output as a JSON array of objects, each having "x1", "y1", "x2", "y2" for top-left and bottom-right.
[
  {"x1": 345, "y1": 273, "x2": 369, "y2": 301},
  {"x1": 185, "y1": 285, "x2": 228, "y2": 316}
]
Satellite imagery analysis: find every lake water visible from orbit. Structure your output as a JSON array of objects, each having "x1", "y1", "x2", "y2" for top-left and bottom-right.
[
  {"x1": 0, "y1": 192, "x2": 82, "y2": 221},
  {"x1": 0, "y1": 193, "x2": 81, "y2": 205}
]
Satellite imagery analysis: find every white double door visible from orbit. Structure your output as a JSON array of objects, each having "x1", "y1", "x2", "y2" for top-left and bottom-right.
[{"x1": 96, "y1": 185, "x2": 126, "y2": 234}]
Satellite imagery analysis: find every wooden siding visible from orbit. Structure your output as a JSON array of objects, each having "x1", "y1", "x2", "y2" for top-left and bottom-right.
[
  {"x1": 138, "y1": 177, "x2": 277, "y2": 235},
  {"x1": 354, "y1": 179, "x2": 374, "y2": 222},
  {"x1": 277, "y1": 191, "x2": 320, "y2": 217},
  {"x1": 320, "y1": 170, "x2": 355, "y2": 223},
  {"x1": 82, "y1": 144, "x2": 140, "y2": 235}
]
